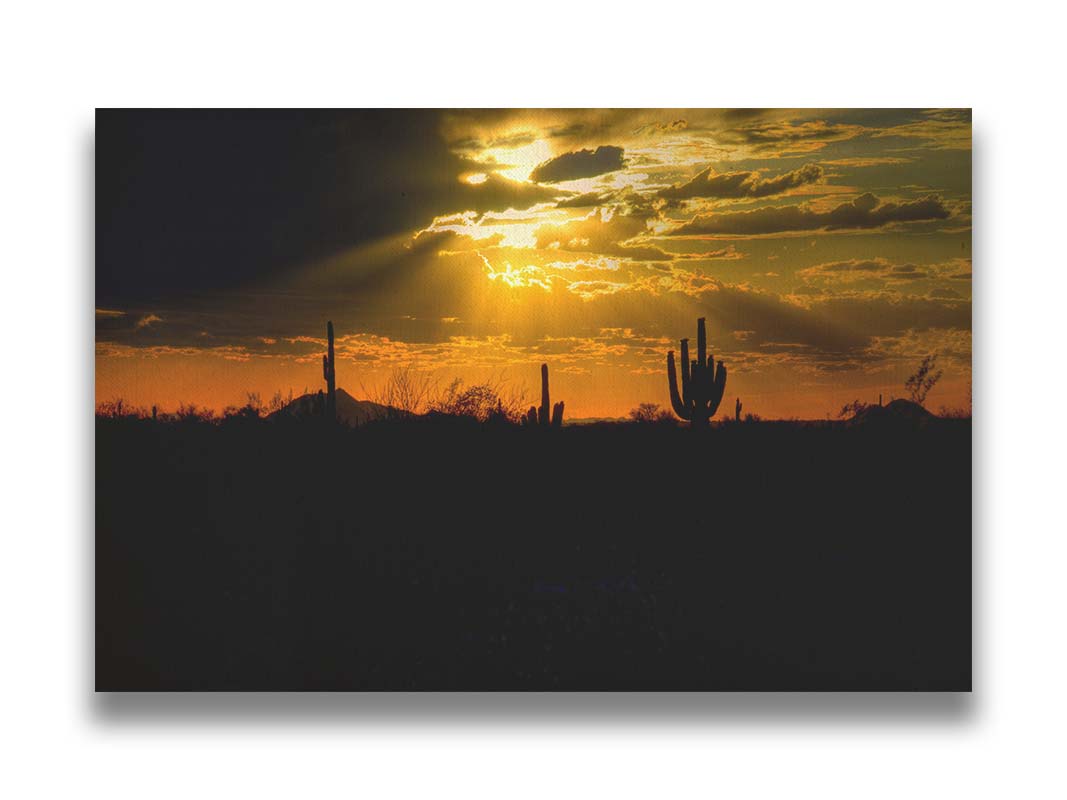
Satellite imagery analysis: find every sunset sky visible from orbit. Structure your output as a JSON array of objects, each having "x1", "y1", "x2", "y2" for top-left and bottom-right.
[{"x1": 96, "y1": 109, "x2": 971, "y2": 419}]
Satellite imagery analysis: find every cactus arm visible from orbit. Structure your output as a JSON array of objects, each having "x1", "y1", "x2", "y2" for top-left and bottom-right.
[
  {"x1": 696, "y1": 317, "x2": 707, "y2": 369},
  {"x1": 709, "y1": 362, "x2": 727, "y2": 416},
  {"x1": 551, "y1": 401, "x2": 564, "y2": 428},
  {"x1": 679, "y1": 338, "x2": 691, "y2": 406},
  {"x1": 667, "y1": 351, "x2": 690, "y2": 419}
]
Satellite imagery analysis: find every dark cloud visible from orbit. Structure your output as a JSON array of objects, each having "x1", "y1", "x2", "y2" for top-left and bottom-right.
[
  {"x1": 410, "y1": 230, "x2": 505, "y2": 251},
  {"x1": 96, "y1": 110, "x2": 563, "y2": 307},
  {"x1": 529, "y1": 146, "x2": 625, "y2": 183},
  {"x1": 660, "y1": 163, "x2": 824, "y2": 200},
  {"x1": 452, "y1": 172, "x2": 562, "y2": 212},
  {"x1": 667, "y1": 193, "x2": 950, "y2": 236},
  {"x1": 545, "y1": 123, "x2": 590, "y2": 140}
]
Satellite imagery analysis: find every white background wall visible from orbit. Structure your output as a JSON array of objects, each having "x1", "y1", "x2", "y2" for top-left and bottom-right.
[{"x1": 2, "y1": 2, "x2": 1064, "y2": 797}]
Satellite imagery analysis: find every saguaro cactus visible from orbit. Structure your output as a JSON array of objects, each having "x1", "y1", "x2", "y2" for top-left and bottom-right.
[
  {"x1": 322, "y1": 321, "x2": 336, "y2": 421},
  {"x1": 735, "y1": 397, "x2": 742, "y2": 422},
  {"x1": 666, "y1": 317, "x2": 727, "y2": 426},
  {"x1": 523, "y1": 363, "x2": 564, "y2": 428}
]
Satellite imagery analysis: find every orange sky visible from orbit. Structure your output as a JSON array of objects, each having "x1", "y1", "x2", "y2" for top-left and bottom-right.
[{"x1": 95, "y1": 344, "x2": 971, "y2": 420}]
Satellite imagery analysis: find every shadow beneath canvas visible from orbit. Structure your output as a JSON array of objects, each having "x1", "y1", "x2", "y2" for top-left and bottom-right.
[{"x1": 93, "y1": 690, "x2": 974, "y2": 727}]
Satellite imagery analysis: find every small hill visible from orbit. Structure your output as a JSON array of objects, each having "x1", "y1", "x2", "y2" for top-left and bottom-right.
[
  {"x1": 849, "y1": 398, "x2": 935, "y2": 426},
  {"x1": 268, "y1": 388, "x2": 396, "y2": 426}
]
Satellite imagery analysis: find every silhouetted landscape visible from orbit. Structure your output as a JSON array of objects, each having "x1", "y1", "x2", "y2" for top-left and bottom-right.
[{"x1": 96, "y1": 330, "x2": 970, "y2": 690}]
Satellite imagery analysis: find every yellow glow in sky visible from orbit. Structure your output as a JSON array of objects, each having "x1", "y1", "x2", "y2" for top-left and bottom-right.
[{"x1": 483, "y1": 138, "x2": 554, "y2": 182}]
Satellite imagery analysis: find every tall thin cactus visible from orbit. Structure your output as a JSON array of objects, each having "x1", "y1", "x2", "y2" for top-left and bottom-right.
[
  {"x1": 666, "y1": 317, "x2": 727, "y2": 426},
  {"x1": 322, "y1": 321, "x2": 336, "y2": 421},
  {"x1": 523, "y1": 363, "x2": 564, "y2": 428}
]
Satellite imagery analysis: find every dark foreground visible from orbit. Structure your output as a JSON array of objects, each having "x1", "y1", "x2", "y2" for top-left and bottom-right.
[{"x1": 97, "y1": 417, "x2": 971, "y2": 690}]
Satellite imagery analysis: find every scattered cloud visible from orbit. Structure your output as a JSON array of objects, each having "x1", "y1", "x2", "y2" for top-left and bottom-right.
[
  {"x1": 660, "y1": 163, "x2": 824, "y2": 200},
  {"x1": 874, "y1": 109, "x2": 971, "y2": 150},
  {"x1": 534, "y1": 210, "x2": 669, "y2": 260},
  {"x1": 721, "y1": 120, "x2": 867, "y2": 154},
  {"x1": 555, "y1": 191, "x2": 616, "y2": 208},
  {"x1": 797, "y1": 258, "x2": 931, "y2": 284},
  {"x1": 667, "y1": 193, "x2": 951, "y2": 237},
  {"x1": 820, "y1": 157, "x2": 915, "y2": 168}
]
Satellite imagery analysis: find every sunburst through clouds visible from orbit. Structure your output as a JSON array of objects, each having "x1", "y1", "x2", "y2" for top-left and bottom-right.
[{"x1": 96, "y1": 109, "x2": 971, "y2": 418}]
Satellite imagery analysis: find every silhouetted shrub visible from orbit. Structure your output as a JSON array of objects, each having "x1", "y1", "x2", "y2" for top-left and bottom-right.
[
  {"x1": 175, "y1": 403, "x2": 216, "y2": 424},
  {"x1": 905, "y1": 355, "x2": 943, "y2": 406},
  {"x1": 367, "y1": 366, "x2": 437, "y2": 417},
  {"x1": 838, "y1": 399, "x2": 871, "y2": 419},
  {"x1": 429, "y1": 377, "x2": 526, "y2": 423},
  {"x1": 628, "y1": 403, "x2": 674, "y2": 425},
  {"x1": 938, "y1": 406, "x2": 972, "y2": 420},
  {"x1": 96, "y1": 398, "x2": 148, "y2": 419}
]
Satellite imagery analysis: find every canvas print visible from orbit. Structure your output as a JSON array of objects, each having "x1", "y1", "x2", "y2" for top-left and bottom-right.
[{"x1": 96, "y1": 109, "x2": 971, "y2": 690}]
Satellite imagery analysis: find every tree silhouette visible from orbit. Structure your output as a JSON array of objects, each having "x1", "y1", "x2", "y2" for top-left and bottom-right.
[{"x1": 629, "y1": 403, "x2": 673, "y2": 424}]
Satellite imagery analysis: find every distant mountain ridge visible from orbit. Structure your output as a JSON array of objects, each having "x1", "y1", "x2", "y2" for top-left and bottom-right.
[{"x1": 268, "y1": 388, "x2": 395, "y2": 426}]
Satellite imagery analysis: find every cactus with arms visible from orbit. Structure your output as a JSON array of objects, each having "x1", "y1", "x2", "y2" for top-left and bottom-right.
[
  {"x1": 666, "y1": 317, "x2": 727, "y2": 426},
  {"x1": 523, "y1": 363, "x2": 564, "y2": 428},
  {"x1": 322, "y1": 321, "x2": 336, "y2": 421}
]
